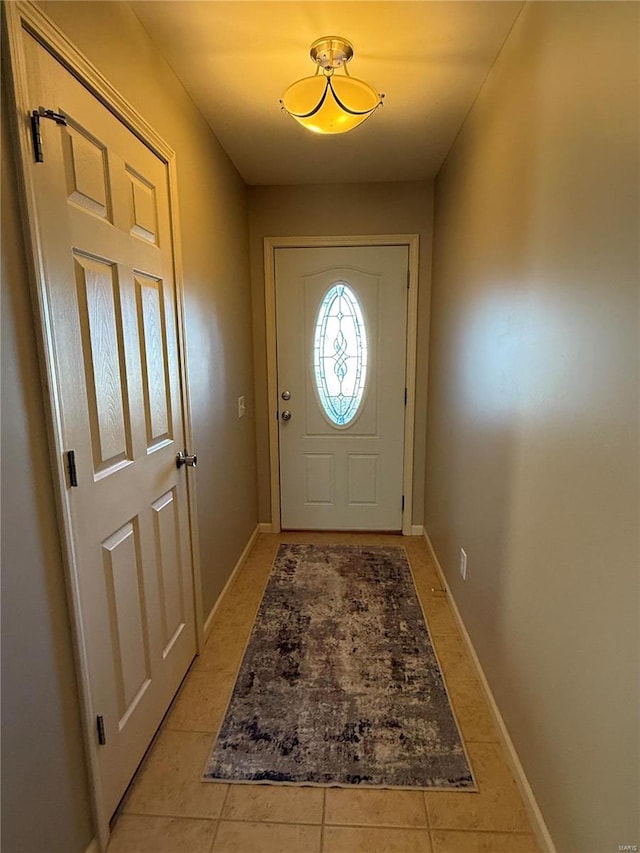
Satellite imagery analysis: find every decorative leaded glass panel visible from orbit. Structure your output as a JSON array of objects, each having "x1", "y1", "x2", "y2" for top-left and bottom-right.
[{"x1": 313, "y1": 283, "x2": 368, "y2": 426}]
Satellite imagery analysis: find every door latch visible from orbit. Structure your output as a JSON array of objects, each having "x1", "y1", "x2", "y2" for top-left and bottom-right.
[{"x1": 176, "y1": 450, "x2": 197, "y2": 468}]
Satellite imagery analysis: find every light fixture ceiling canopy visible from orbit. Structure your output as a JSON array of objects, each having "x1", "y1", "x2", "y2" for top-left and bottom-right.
[{"x1": 281, "y1": 36, "x2": 384, "y2": 135}]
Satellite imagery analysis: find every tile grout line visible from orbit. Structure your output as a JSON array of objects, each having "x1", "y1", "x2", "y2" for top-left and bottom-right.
[
  {"x1": 119, "y1": 811, "x2": 541, "y2": 835},
  {"x1": 163, "y1": 728, "x2": 221, "y2": 736},
  {"x1": 423, "y1": 790, "x2": 437, "y2": 853},
  {"x1": 208, "y1": 784, "x2": 231, "y2": 851},
  {"x1": 425, "y1": 791, "x2": 437, "y2": 853},
  {"x1": 318, "y1": 820, "x2": 432, "y2": 831},
  {"x1": 320, "y1": 788, "x2": 327, "y2": 852},
  {"x1": 422, "y1": 786, "x2": 430, "y2": 830},
  {"x1": 122, "y1": 811, "x2": 220, "y2": 822},
  {"x1": 430, "y1": 828, "x2": 538, "y2": 836},
  {"x1": 123, "y1": 811, "x2": 328, "y2": 827},
  {"x1": 464, "y1": 738, "x2": 501, "y2": 744}
]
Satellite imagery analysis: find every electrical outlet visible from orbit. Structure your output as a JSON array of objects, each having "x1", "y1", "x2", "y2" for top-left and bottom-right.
[
  {"x1": 459, "y1": 548, "x2": 467, "y2": 580},
  {"x1": 237, "y1": 396, "x2": 246, "y2": 418}
]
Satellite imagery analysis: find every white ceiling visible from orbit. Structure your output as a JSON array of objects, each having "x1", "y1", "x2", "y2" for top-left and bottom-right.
[{"x1": 130, "y1": 1, "x2": 523, "y2": 186}]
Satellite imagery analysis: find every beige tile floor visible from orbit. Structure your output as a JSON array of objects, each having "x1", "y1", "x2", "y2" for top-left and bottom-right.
[{"x1": 108, "y1": 533, "x2": 540, "y2": 853}]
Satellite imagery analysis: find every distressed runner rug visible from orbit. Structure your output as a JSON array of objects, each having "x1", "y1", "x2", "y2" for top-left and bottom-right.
[{"x1": 203, "y1": 544, "x2": 474, "y2": 790}]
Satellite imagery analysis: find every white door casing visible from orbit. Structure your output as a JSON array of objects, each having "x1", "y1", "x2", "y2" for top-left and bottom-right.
[
  {"x1": 5, "y1": 4, "x2": 202, "y2": 846},
  {"x1": 269, "y1": 240, "x2": 419, "y2": 532}
]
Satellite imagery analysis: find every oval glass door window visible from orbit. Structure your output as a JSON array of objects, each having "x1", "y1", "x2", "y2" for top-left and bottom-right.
[{"x1": 313, "y1": 282, "x2": 368, "y2": 426}]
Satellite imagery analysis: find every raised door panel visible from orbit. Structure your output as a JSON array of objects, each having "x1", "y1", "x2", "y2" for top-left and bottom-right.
[
  {"x1": 304, "y1": 454, "x2": 335, "y2": 505},
  {"x1": 74, "y1": 253, "x2": 132, "y2": 475},
  {"x1": 151, "y1": 490, "x2": 185, "y2": 658},
  {"x1": 348, "y1": 454, "x2": 378, "y2": 506},
  {"x1": 126, "y1": 165, "x2": 159, "y2": 245},
  {"x1": 101, "y1": 520, "x2": 151, "y2": 727},
  {"x1": 62, "y1": 122, "x2": 111, "y2": 220},
  {"x1": 135, "y1": 274, "x2": 172, "y2": 449}
]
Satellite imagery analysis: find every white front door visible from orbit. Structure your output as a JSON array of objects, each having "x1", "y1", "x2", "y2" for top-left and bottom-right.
[
  {"x1": 21, "y1": 34, "x2": 196, "y2": 822},
  {"x1": 275, "y1": 246, "x2": 409, "y2": 530}
]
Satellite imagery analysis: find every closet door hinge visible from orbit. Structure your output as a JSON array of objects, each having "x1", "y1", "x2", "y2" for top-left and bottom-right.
[
  {"x1": 30, "y1": 106, "x2": 68, "y2": 163},
  {"x1": 66, "y1": 450, "x2": 78, "y2": 488},
  {"x1": 96, "y1": 715, "x2": 106, "y2": 746}
]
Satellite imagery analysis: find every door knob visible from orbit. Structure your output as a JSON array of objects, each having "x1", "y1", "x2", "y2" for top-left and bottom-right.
[
  {"x1": 176, "y1": 451, "x2": 198, "y2": 468},
  {"x1": 281, "y1": 390, "x2": 291, "y2": 400},
  {"x1": 281, "y1": 410, "x2": 292, "y2": 421}
]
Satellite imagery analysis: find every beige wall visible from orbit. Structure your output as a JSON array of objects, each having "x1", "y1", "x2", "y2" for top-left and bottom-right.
[
  {"x1": 425, "y1": 3, "x2": 639, "y2": 852},
  {"x1": 248, "y1": 182, "x2": 433, "y2": 527},
  {"x1": 1, "y1": 3, "x2": 257, "y2": 849}
]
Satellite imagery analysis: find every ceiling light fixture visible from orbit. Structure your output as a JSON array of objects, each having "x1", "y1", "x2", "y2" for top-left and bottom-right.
[{"x1": 280, "y1": 36, "x2": 384, "y2": 135}]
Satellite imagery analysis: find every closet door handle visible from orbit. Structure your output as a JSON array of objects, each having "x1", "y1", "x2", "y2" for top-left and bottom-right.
[{"x1": 176, "y1": 451, "x2": 198, "y2": 468}]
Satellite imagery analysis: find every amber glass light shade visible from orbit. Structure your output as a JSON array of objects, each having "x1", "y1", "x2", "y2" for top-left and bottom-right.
[
  {"x1": 281, "y1": 36, "x2": 383, "y2": 134},
  {"x1": 281, "y1": 73, "x2": 383, "y2": 134}
]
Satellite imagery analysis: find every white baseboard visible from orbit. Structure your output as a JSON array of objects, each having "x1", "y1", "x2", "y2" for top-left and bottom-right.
[
  {"x1": 423, "y1": 531, "x2": 557, "y2": 853},
  {"x1": 410, "y1": 524, "x2": 424, "y2": 536},
  {"x1": 203, "y1": 524, "x2": 260, "y2": 641},
  {"x1": 258, "y1": 522, "x2": 273, "y2": 533},
  {"x1": 84, "y1": 840, "x2": 100, "y2": 853}
]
